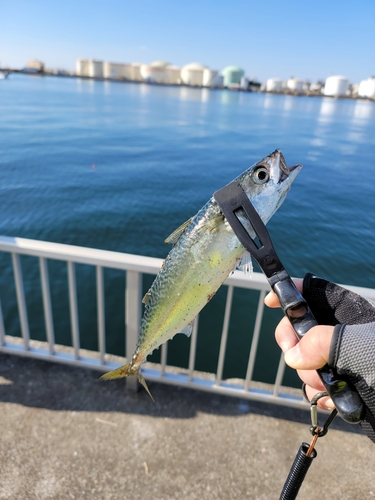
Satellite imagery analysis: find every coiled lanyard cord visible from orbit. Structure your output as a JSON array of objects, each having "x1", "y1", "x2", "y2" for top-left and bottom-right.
[{"x1": 279, "y1": 392, "x2": 338, "y2": 500}]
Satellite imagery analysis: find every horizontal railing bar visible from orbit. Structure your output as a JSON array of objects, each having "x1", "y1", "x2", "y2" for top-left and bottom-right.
[
  {"x1": 1, "y1": 235, "x2": 374, "y2": 298},
  {"x1": 0, "y1": 341, "x2": 120, "y2": 372},
  {"x1": 141, "y1": 368, "x2": 307, "y2": 409},
  {"x1": 0, "y1": 338, "x2": 307, "y2": 409},
  {"x1": 0, "y1": 235, "x2": 163, "y2": 274}
]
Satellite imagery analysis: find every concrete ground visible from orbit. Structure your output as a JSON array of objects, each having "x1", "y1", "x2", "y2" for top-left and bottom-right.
[{"x1": 0, "y1": 353, "x2": 374, "y2": 500}]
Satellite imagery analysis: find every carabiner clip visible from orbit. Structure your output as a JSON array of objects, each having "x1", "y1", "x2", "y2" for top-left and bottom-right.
[{"x1": 310, "y1": 391, "x2": 338, "y2": 437}]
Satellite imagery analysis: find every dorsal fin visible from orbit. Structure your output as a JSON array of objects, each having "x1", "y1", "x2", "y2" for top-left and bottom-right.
[{"x1": 164, "y1": 217, "x2": 193, "y2": 245}]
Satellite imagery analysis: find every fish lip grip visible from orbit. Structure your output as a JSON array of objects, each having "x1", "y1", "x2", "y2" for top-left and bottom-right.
[{"x1": 213, "y1": 181, "x2": 365, "y2": 424}]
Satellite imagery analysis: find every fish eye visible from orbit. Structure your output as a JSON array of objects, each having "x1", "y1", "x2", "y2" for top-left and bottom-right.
[{"x1": 253, "y1": 166, "x2": 269, "y2": 185}]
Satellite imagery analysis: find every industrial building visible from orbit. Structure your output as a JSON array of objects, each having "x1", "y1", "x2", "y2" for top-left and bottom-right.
[
  {"x1": 266, "y1": 78, "x2": 283, "y2": 92},
  {"x1": 76, "y1": 59, "x2": 90, "y2": 77},
  {"x1": 323, "y1": 76, "x2": 349, "y2": 97},
  {"x1": 26, "y1": 59, "x2": 45, "y2": 72},
  {"x1": 287, "y1": 78, "x2": 304, "y2": 93},
  {"x1": 221, "y1": 66, "x2": 245, "y2": 87},
  {"x1": 202, "y1": 68, "x2": 222, "y2": 87},
  {"x1": 76, "y1": 59, "x2": 104, "y2": 78},
  {"x1": 358, "y1": 77, "x2": 375, "y2": 99},
  {"x1": 140, "y1": 61, "x2": 181, "y2": 85},
  {"x1": 103, "y1": 62, "x2": 133, "y2": 80},
  {"x1": 180, "y1": 63, "x2": 208, "y2": 86}
]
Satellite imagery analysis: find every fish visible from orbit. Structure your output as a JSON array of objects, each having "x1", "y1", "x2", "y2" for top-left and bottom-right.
[{"x1": 101, "y1": 150, "x2": 302, "y2": 398}]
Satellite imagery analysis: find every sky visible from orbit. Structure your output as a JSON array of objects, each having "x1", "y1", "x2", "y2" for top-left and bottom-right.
[{"x1": 1, "y1": 0, "x2": 374, "y2": 83}]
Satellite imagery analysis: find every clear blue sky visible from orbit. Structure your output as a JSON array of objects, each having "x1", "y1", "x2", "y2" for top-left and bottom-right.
[{"x1": 1, "y1": 0, "x2": 374, "y2": 83}]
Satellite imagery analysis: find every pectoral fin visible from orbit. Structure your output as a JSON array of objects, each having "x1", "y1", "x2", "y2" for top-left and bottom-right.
[
  {"x1": 236, "y1": 251, "x2": 253, "y2": 276},
  {"x1": 164, "y1": 217, "x2": 193, "y2": 245}
]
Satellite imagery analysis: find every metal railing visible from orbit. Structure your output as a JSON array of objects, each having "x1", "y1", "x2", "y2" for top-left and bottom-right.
[{"x1": 1, "y1": 235, "x2": 375, "y2": 408}]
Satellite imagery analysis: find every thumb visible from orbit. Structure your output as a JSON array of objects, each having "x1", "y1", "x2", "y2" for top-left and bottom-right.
[{"x1": 284, "y1": 325, "x2": 334, "y2": 370}]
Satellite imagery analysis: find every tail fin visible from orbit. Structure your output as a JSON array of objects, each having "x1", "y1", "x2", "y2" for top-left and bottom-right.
[{"x1": 100, "y1": 363, "x2": 154, "y2": 402}]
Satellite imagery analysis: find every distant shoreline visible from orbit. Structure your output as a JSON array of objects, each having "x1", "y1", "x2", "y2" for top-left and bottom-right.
[{"x1": 1, "y1": 68, "x2": 373, "y2": 101}]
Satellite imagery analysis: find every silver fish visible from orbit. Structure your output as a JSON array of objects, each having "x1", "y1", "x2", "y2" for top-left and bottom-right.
[{"x1": 101, "y1": 150, "x2": 302, "y2": 398}]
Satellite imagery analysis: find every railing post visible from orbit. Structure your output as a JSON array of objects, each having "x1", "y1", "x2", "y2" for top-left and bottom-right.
[
  {"x1": 67, "y1": 261, "x2": 80, "y2": 360},
  {"x1": 125, "y1": 270, "x2": 142, "y2": 393},
  {"x1": 39, "y1": 257, "x2": 55, "y2": 355},
  {"x1": 96, "y1": 265, "x2": 106, "y2": 365},
  {"x1": 0, "y1": 298, "x2": 5, "y2": 346},
  {"x1": 12, "y1": 253, "x2": 30, "y2": 350}
]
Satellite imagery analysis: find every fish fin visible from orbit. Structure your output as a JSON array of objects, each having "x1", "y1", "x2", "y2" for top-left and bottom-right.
[
  {"x1": 206, "y1": 214, "x2": 225, "y2": 233},
  {"x1": 164, "y1": 217, "x2": 193, "y2": 245},
  {"x1": 100, "y1": 363, "x2": 154, "y2": 401},
  {"x1": 137, "y1": 372, "x2": 155, "y2": 402},
  {"x1": 236, "y1": 251, "x2": 253, "y2": 277},
  {"x1": 142, "y1": 290, "x2": 151, "y2": 304},
  {"x1": 100, "y1": 362, "x2": 135, "y2": 380},
  {"x1": 179, "y1": 320, "x2": 194, "y2": 337}
]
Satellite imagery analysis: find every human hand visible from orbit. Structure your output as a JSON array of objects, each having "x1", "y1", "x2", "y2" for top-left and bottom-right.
[{"x1": 264, "y1": 279, "x2": 335, "y2": 410}]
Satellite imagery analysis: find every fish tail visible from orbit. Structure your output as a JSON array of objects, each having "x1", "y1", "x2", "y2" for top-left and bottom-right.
[{"x1": 100, "y1": 363, "x2": 154, "y2": 402}]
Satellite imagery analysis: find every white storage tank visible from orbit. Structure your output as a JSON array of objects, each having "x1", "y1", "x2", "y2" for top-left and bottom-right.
[
  {"x1": 287, "y1": 78, "x2": 304, "y2": 93},
  {"x1": 181, "y1": 63, "x2": 207, "y2": 86},
  {"x1": 202, "y1": 68, "x2": 219, "y2": 87},
  {"x1": 221, "y1": 66, "x2": 245, "y2": 87},
  {"x1": 166, "y1": 64, "x2": 181, "y2": 85},
  {"x1": 103, "y1": 62, "x2": 133, "y2": 79},
  {"x1": 131, "y1": 63, "x2": 142, "y2": 81},
  {"x1": 140, "y1": 61, "x2": 170, "y2": 84},
  {"x1": 76, "y1": 59, "x2": 90, "y2": 76},
  {"x1": 266, "y1": 78, "x2": 283, "y2": 92},
  {"x1": 323, "y1": 76, "x2": 349, "y2": 97},
  {"x1": 358, "y1": 77, "x2": 375, "y2": 99},
  {"x1": 88, "y1": 60, "x2": 104, "y2": 78}
]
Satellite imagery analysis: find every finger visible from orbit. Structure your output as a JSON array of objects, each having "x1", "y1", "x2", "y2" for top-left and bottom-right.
[
  {"x1": 284, "y1": 325, "x2": 334, "y2": 370},
  {"x1": 264, "y1": 279, "x2": 303, "y2": 308},
  {"x1": 297, "y1": 369, "x2": 326, "y2": 392},
  {"x1": 275, "y1": 316, "x2": 300, "y2": 352},
  {"x1": 304, "y1": 384, "x2": 335, "y2": 411}
]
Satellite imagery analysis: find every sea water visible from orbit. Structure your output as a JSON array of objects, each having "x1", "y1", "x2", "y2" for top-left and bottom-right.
[{"x1": 1, "y1": 74, "x2": 374, "y2": 383}]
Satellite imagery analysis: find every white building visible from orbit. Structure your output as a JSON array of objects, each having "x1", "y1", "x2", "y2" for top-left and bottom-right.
[
  {"x1": 323, "y1": 76, "x2": 349, "y2": 97},
  {"x1": 88, "y1": 60, "x2": 104, "y2": 78},
  {"x1": 266, "y1": 78, "x2": 283, "y2": 92},
  {"x1": 287, "y1": 78, "x2": 304, "y2": 93},
  {"x1": 202, "y1": 68, "x2": 221, "y2": 87},
  {"x1": 27, "y1": 59, "x2": 45, "y2": 72},
  {"x1": 358, "y1": 77, "x2": 375, "y2": 99},
  {"x1": 166, "y1": 65, "x2": 181, "y2": 85},
  {"x1": 131, "y1": 63, "x2": 142, "y2": 81},
  {"x1": 140, "y1": 61, "x2": 170, "y2": 84},
  {"x1": 76, "y1": 59, "x2": 90, "y2": 76},
  {"x1": 180, "y1": 63, "x2": 207, "y2": 86},
  {"x1": 221, "y1": 66, "x2": 245, "y2": 88},
  {"x1": 103, "y1": 62, "x2": 133, "y2": 80}
]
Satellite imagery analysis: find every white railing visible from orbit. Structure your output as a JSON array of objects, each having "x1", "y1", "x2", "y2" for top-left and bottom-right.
[{"x1": 1, "y1": 235, "x2": 375, "y2": 408}]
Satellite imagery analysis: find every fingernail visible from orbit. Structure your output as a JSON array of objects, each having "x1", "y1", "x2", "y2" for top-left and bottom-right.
[
  {"x1": 279, "y1": 341, "x2": 289, "y2": 353},
  {"x1": 284, "y1": 344, "x2": 301, "y2": 367}
]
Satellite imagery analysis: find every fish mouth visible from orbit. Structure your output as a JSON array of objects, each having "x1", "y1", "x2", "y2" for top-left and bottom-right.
[{"x1": 269, "y1": 149, "x2": 302, "y2": 183}]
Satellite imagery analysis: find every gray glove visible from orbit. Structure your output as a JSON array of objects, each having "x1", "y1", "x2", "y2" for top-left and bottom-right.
[{"x1": 302, "y1": 273, "x2": 375, "y2": 442}]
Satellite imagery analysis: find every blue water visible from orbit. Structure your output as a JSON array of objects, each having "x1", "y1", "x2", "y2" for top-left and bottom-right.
[{"x1": 1, "y1": 74, "x2": 374, "y2": 384}]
